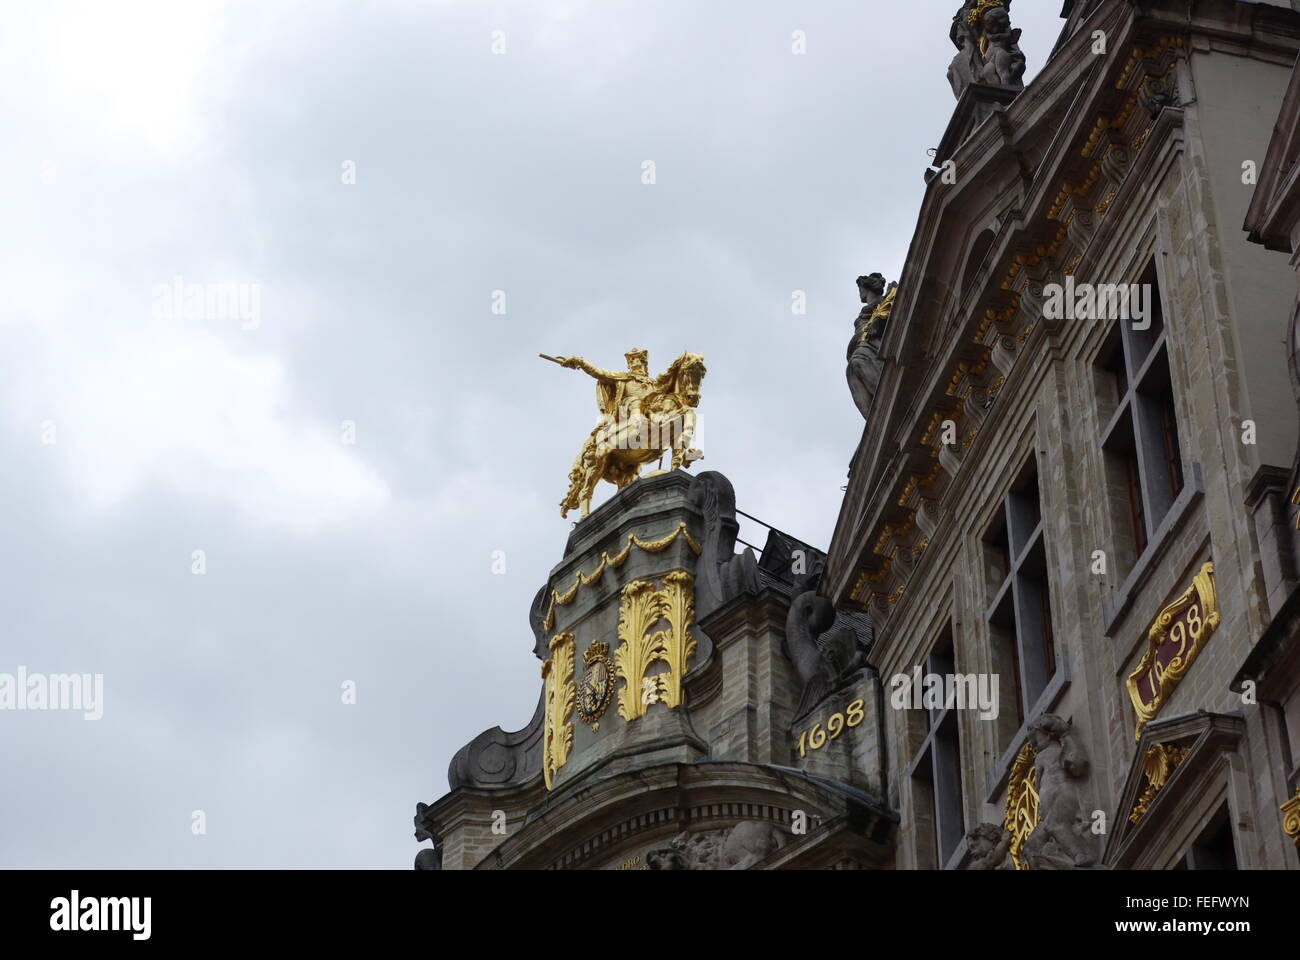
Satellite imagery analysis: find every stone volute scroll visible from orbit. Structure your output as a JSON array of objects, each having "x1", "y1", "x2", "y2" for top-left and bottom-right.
[
  {"x1": 780, "y1": 546, "x2": 873, "y2": 718},
  {"x1": 784, "y1": 569, "x2": 872, "y2": 720},
  {"x1": 847, "y1": 273, "x2": 898, "y2": 420},
  {"x1": 686, "y1": 470, "x2": 760, "y2": 622}
]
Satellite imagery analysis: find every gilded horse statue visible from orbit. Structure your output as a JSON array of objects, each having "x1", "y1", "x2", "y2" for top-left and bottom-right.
[{"x1": 543, "y1": 349, "x2": 706, "y2": 519}]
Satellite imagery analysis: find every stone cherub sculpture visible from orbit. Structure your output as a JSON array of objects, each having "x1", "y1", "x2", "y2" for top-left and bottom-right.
[
  {"x1": 847, "y1": 273, "x2": 898, "y2": 419},
  {"x1": 543, "y1": 349, "x2": 706, "y2": 519},
  {"x1": 966, "y1": 823, "x2": 1014, "y2": 870},
  {"x1": 1021, "y1": 713, "x2": 1103, "y2": 869},
  {"x1": 947, "y1": 2, "x2": 1025, "y2": 97},
  {"x1": 980, "y1": 6, "x2": 1026, "y2": 88}
]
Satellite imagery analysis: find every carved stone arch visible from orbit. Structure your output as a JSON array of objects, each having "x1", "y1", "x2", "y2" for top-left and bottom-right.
[{"x1": 473, "y1": 763, "x2": 895, "y2": 870}]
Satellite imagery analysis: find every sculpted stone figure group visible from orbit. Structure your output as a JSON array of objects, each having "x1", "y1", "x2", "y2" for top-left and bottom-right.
[
  {"x1": 645, "y1": 821, "x2": 787, "y2": 870},
  {"x1": 967, "y1": 713, "x2": 1104, "y2": 870},
  {"x1": 948, "y1": 1, "x2": 1026, "y2": 98}
]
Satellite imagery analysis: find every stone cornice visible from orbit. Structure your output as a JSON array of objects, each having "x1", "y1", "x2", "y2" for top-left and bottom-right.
[
  {"x1": 825, "y1": 2, "x2": 1134, "y2": 609},
  {"x1": 1244, "y1": 49, "x2": 1300, "y2": 252}
]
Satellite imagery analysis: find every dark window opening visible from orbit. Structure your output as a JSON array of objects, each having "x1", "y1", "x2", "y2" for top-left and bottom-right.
[
  {"x1": 1095, "y1": 254, "x2": 1183, "y2": 570},
  {"x1": 910, "y1": 625, "x2": 966, "y2": 868},
  {"x1": 984, "y1": 454, "x2": 1056, "y2": 723},
  {"x1": 1181, "y1": 804, "x2": 1238, "y2": 870}
]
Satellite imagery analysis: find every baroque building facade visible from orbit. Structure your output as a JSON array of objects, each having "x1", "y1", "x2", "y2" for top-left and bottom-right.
[
  {"x1": 418, "y1": 0, "x2": 1300, "y2": 869},
  {"x1": 417, "y1": 472, "x2": 892, "y2": 869},
  {"x1": 824, "y1": 0, "x2": 1300, "y2": 869}
]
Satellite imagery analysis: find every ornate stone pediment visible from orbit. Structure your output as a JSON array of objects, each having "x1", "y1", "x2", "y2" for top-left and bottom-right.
[
  {"x1": 997, "y1": 713, "x2": 1103, "y2": 870},
  {"x1": 1105, "y1": 712, "x2": 1246, "y2": 869}
]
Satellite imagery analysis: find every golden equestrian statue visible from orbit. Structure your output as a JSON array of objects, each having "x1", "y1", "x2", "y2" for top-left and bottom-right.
[{"x1": 542, "y1": 348, "x2": 706, "y2": 519}]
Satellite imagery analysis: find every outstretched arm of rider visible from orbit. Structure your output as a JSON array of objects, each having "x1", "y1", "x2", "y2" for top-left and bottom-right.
[{"x1": 562, "y1": 357, "x2": 628, "y2": 381}]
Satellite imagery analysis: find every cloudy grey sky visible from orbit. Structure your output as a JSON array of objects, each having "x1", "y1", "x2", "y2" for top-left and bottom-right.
[{"x1": 0, "y1": 0, "x2": 1065, "y2": 867}]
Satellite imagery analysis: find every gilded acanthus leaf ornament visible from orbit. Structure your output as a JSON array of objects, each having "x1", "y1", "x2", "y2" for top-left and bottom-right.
[
  {"x1": 615, "y1": 581, "x2": 668, "y2": 722},
  {"x1": 656, "y1": 571, "x2": 696, "y2": 710},
  {"x1": 542, "y1": 632, "x2": 576, "y2": 790},
  {"x1": 1129, "y1": 743, "x2": 1189, "y2": 823},
  {"x1": 614, "y1": 572, "x2": 697, "y2": 721},
  {"x1": 541, "y1": 349, "x2": 707, "y2": 519}
]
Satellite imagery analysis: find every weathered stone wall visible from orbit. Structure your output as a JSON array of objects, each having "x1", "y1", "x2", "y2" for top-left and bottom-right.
[
  {"x1": 420, "y1": 471, "x2": 893, "y2": 868},
  {"x1": 868, "y1": 37, "x2": 1300, "y2": 869}
]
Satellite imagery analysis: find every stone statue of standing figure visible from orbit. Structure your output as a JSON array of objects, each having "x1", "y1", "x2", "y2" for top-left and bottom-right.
[
  {"x1": 847, "y1": 273, "x2": 897, "y2": 420},
  {"x1": 947, "y1": 11, "x2": 982, "y2": 96}
]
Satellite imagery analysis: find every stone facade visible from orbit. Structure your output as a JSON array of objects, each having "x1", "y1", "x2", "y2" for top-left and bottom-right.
[
  {"x1": 419, "y1": 0, "x2": 1300, "y2": 872},
  {"x1": 823, "y1": 0, "x2": 1300, "y2": 869},
  {"x1": 1239, "y1": 20, "x2": 1300, "y2": 861},
  {"x1": 416, "y1": 472, "x2": 893, "y2": 869}
]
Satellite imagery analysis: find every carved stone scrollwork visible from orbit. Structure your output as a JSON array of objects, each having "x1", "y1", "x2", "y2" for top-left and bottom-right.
[
  {"x1": 1141, "y1": 72, "x2": 1180, "y2": 119},
  {"x1": 967, "y1": 380, "x2": 998, "y2": 416},
  {"x1": 1282, "y1": 788, "x2": 1300, "y2": 848},
  {"x1": 1100, "y1": 144, "x2": 1132, "y2": 185},
  {"x1": 990, "y1": 335, "x2": 1018, "y2": 375},
  {"x1": 890, "y1": 543, "x2": 916, "y2": 580},
  {"x1": 1018, "y1": 276, "x2": 1053, "y2": 337},
  {"x1": 915, "y1": 497, "x2": 944, "y2": 539},
  {"x1": 938, "y1": 437, "x2": 964, "y2": 476},
  {"x1": 1066, "y1": 210, "x2": 1096, "y2": 253},
  {"x1": 785, "y1": 586, "x2": 871, "y2": 721},
  {"x1": 447, "y1": 688, "x2": 545, "y2": 790},
  {"x1": 687, "y1": 471, "x2": 759, "y2": 622}
]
